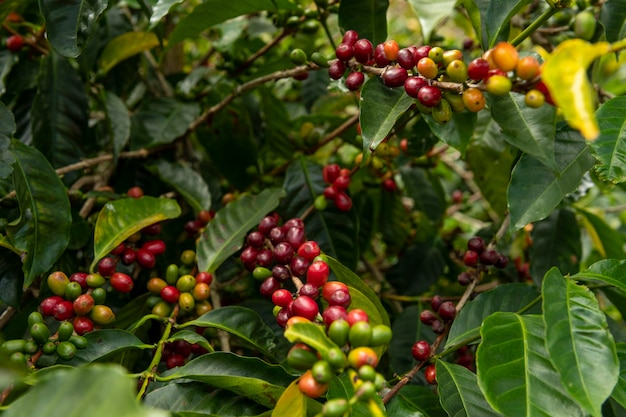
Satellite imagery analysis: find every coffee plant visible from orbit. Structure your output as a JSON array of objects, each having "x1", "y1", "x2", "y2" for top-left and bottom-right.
[{"x1": 1, "y1": 0, "x2": 626, "y2": 415}]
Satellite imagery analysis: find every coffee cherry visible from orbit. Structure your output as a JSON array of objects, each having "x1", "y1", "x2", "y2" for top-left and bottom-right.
[
  {"x1": 480, "y1": 249, "x2": 499, "y2": 265},
  {"x1": 298, "y1": 369, "x2": 328, "y2": 399},
  {"x1": 332, "y1": 174, "x2": 351, "y2": 191},
  {"x1": 462, "y1": 87, "x2": 486, "y2": 112},
  {"x1": 458, "y1": 272, "x2": 472, "y2": 286},
  {"x1": 90, "y1": 304, "x2": 115, "y2": 325},
  {"x1": 370, "y1": 324, "x2": 393, "y2": 346},
  {"x1": 110, "y1": 272, "x2": 134, "y2": 293},
  {"x1": 42, "y1": 341, "x2": 57, "y2": 355},
  {"x1": 403, "y1": 75, "x2": 428, "y2": 98},
  {"x1": 322, "y1": 305, "x2": 348, "y2": 328},
  {"x1": 291, "y1": 256, "x2": 310, "y2": 277},
  {"x1": 73, "y1": 294, "x2": 95, "y2": 315},
  {"x1": 534, "y1": 80, "x2": 555, "y2": 105},
  {"x1": 327, "y1": 287, "x2": 351, "y2": 308},
  {"x1": 342, "y1": 30, "x2": 359, "y2": 46},
  {"x1": 285, "y1": 227, "x2": 306, "y2": 251},
  {"x1": 349, "y1": 321, "x2": 373, "y2": 347},
  {"x1": 417, "y1": 85, "x2": 442, "y2": 107},
  {"x1": 192, "y1": 282, "x2": 211, "y2": 301},
  {"x1": 428, "y1": 46, "x2": 444, "y2": 63},
  {"x1": 323, "y1": 163, "x2": 341, "y2": 184},
  {"x1": 417, "y1": 57, "x2": 438, "y2": 79},
  {"x1": 69, "y1": 335, "x2": 88, "y2": 349},
  {"x1": 467, "y1": 57, "x2": 490, "y2": 81},
  {"x1": 382, "y1": 178, "x2": 398, "y2": 192},
  {"x1": 258, "y1": 215, "x2": 278, "y2": 236},
  {"x1": 291, "y1": 295, "x2": 319, "y2": 321},
  {"x1": 152, "y1": 301, "x2": 173, "y2": 317},
  {"x1": 297, "y1": 241, "x2": 321, "y2": 262},
  {"x1": 411, "y1": 340, "x2": 431, "y2": 361},
  {"x1": 397, "y1": 47, "x2": 417, "y2": 70},
  {"x1": 260, "y1": 277, "x2": 281, "y2": 298},
  {"x1": 348, "y1": 346, "x2": 379, "y2": 369},
  {"x1": 142, "y1": 222, "x2": 162, "y2": 235},
  {"x1": 463, "y1": 250, "x2": 479, "y2": 267},
  {"x1": 323, "y1": 186, "x2": 337, "y2": 200},
  {"x1": 525, "y1": 89, "x2": 545, "y2": 108},
  {"x1": 195, "y1": 272, "x2": 213, "y2": 285},
  {"x1": 486, "y1": 74, "x2": 512, "y2": 96},
  {"x1": 58, "y1": 321, "x2": 74, "y2": 342},
  {"x1": 290, "y1": 48, "x2": 307, "y2": 65},
  {"x1": 322, "y1": 399, "x2": 350, "y2": 417},
  {"x1": 47, "y1": 271, "x2": 70, "y2": 297},
  {"x1": 142, "y1": 239, "x2": 166, "y2": 256},
  {"x1": 256, "y1": 248, "x2": 274, "y2": 268},
  {"x1": 467, "y1": 236, "x2": 485, "y2": 253},
  {"x1": 328, "y1": 318, "x2": 350, "y2": 345},
  {"x1": 64, "y1": 282, "x2": 82, "y2": 301},
  {"x1": 121, "y1": 248, "x2": 136, "y2": 265},
  {"x1": 6, "y1": 35, "x2": 24, "y2": 52},
  {"x1": 97, "y1": 257, "x2": 117, "y2": 277},
  {"x1": 345, "y1": 71, "x2": 365, "y2": 91},
  {"x1": 272, "y1": 242, "x2": 294, "y2": 265},
  {"x1": 70, "y1": 272, "x2": 89, "y2": 289},
  {"x1": 413, "y1": 45, "x2": 431, "y2": 61},
  {"x1": 424, "y1": 364, "x2": 437, "y2": 384},
  {"x1": 53, "y1": 300, "x2": 74, "y2": 321},
  {"x1": 328, "y1": 60, "x2": 346, "y2": 80},
  {"x1": 178, "y1": 292, "x2": 195, "y2": 312},
  {"x1": 516, "y1": 55, "x2": 540, "y2": 80},
  {"x1": 161, "y1": 285, "x2": 180, "y2": 303},
  {"x1": 306, "y1": 261, "x2": 330, "y2": 287},
  {"x1": 491, "y1": 42, "x2": 518, "y2": 71},
  {"x1": 346, "y1": 308, "x2": 369, "y2": 326},
  {"x1": 127, "y1": 186, "x2": 144, "y2": 198},
  {"x1": 177, "y1": 275, "x2": 196, "y2": 292},
  {"x1": 335, "y1": 43, "x2": 354, "y2": 61},
  {"x1": 445, "y1": 59, "x2": 468, "y2": 82},
  {"x1": 322, "y1": 281, "x2": 349, "y2": 301},
  {"x1": 272, "y1": 288, "x2": 293, "y2": 308},
  {"x1": 495, "y1": 254, "x2": 509, "y2": 269},
  {"x1": 438, "y1": 301, "x2": 457, "y2": 321},
  {"x1": 374, "y1": 43, "x2": 391, "y2": 66},
  {"x1": 334, "y1": 192, "x2": 352, "y2": 211},
  {"x1": 57, "y1": 341, "x2": 77, "y2": 361},
  {"x1": 432, "y1": 99, "x2": 452, "y2": 124},
  {"x1": 442, "y1": 49, "x2": 463, "y2": 67},
  {"x1": 288, "y1": 343, "x2": 318, "y2": 370},
  {"x1": 354, "y1": 39, "x2": 373, "y2": 64},
  {"x1": 574, "y1": 10, "x2": 596, "y2": 41},
  {"x1": 300, "y1": 283, "x2": 319, "y2": 299},
  {"x1": 272, "y1": 265, "x2": 291, "y2": 282},
  {"x1": 311, "y1": 360, "x2": 334, "y2": 384},
  {"x1": 383, "y1": 40, "x2": 399, "y2": 61},
  {"x1": 136, "y1": 248, "x2": 156, "y2": 269},
  {"x1": 30, "y1": 322, "x2": 50, "y2": 345},
  {"x1": 383, "y1": 67, "x2": 408, "y2": 88}
]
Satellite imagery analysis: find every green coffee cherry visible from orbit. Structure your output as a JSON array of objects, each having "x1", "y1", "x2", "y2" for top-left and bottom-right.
[
  {"x1": 57, "y1": 321, "x2": 74, "y2": 342},
  {"x1": 86, "y1": 272, "x2": 106, "y2": 288},
  {"x1": 27, "y1": 311, "x2": 44, "y2": 327},
  {"x1": 310, "y1": 52, "x2": 330, "y2": 68},
  {"x1": 178, "y1": 292, "x2": 196, "y2": 312},
  {"x1": 325, "y1": 346, "x2": 348, "y2": 370},
  {"x1": 91, "y1": 287, "x2": 107, "y2": 305},
  {"x1": 314, "y1": 195, "x2": 328, "y2": 211},
  {"x1": 311, "y1": 360, "x2": 334, "y2": 384},
  {"x1": 23, "y1": 340, "x2": 39, "y2": 355},
  {"x1": 358, "y1": 364, "x2": 377, "y2": 382},
  {"x1": 287, "y1": 345, "x2": 318, "y2": 370},
  {"x1": 9, "y1": 352, "x2": 27, "y2": 367},
  {"x1": 64, "y1": 282, "x2": 82, "y2": 301},
  {"x1": 432, "y1": 99, "x2": 452, "y2": 124},
  {"x1": 42, "y1": 341, "x2": 57, "y2": 355},
  {"x1": 370, "y1": 324, "x2": 392, "y2": 347},
  {"x1": 253, "y1": 267, "x2": 272, "y2": 281},
  {"x1": 176, "y1": 275, "x2": 196, "y2": 292},
  {"x1": 2, "y1": 339, "x2": 26, "y2": 354},
  {"x1": 152, "y1": 301, "x2": 173, "y2": 317},
  {"x1": 349, "y1": 321, "x2": 372, "y2": 347},
  {"x1": 321, "y1": 398, "x2": 349, "y2": 417},
  {"x1": 290, "y1": 48, "x2": 308, "y2": 65},
  {"x1": 69, "y1": 335, "x2": 88, "y2": 349},
  {"x1": 328, "y1": 319, "x2": 350, "y2": 347},
  {"x1": 574, "y1": 10, "x2": 596, "y2": 40},
  {"x1": 165, "y1": 264, "x2": 179, "y2": 284},
  {"x1": 30, "y1": 322, "x2": 50, "y2": 345},
  {"x1": 56, "y1": 341, "x2": 77, "y2": 360},
  {"x1": 180, "y1": 250, "x2": 196, "y2": 266}
]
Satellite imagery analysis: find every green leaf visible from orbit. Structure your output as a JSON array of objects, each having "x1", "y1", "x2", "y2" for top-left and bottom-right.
[
  {"x1": 104, "y1": 91, "x2": 131, "y2": 160},
  {"x1": 323, "y1": 255, "x2": 390, "y2": 327},
  {"x1": 196, "y1": 188, "x2": 285, "y2": 273},
  {"x1": 575, "y1": 259, "x2": 626, "y2": 293},
  {"x1": 591, "y1": 96, "x2": 626, "y2": 183},
  {"x1": 167, "y1": 0, "x2": 297, "y2": 46},
  {"x1": 0, "y1": 99, "x2": 15, "y2": 137},
  {"x1": 600, "y1": 0, "x2": 626, "y2": 43},
  {"x1": 31, "y1": 51, "x2": 86, "y2": 169},
  {"x1": 490, "y1": 93, "x2": 558, "y2": 171},
  {"x1": 4, "y1": 364, "x2": 169, "y2": 417},
  {"x1": 0, "y1": 249, "x2": 23, "y2": 307},
  {"x1": 542, "y1": 268, "x2": 618, "y2": 416},
  {"x1": 131, "y1": 98, "x2": 200, "y2": 149},
  {"x1": 0, "y1": 103, "x2": 15, "y2": 179},
  {"x1": 477, "y1": 313, "x2": 586, "y2": 417},
  {"x1": 386, "y1": 384, "x2": 447, "y2": 417},
  {"x1": 458, "y1": 0, "x2": 488, "y2": 49},
  {"x1": 281, "y1": 158, "x2": 359, "y2": 269},
  {"x1": 180, "y1": 306, "x2": 277, "y2": 359},
  {"x1": 436, "y1": 361, "x2": 501, "y2": 417},
  {"x1": 529, "y1": 208, "x2": 581, "y2": 287},
  {"x1": 338, "y1": 0, "x2": 389, "y2": 45},
  {"x1": 283, "y1": 322, "x2": 339, "y2": 360},
  {"x1": 542, "y1": 39, "x2": 612, "y2": 140},
  {"x1": 39, "y1": 0, "x2": 109, "y2": 58},
  {"x1": 8, "y1": 141, "x2": 72, "y2": 288},
  {"x1": 424, "y1": 111, "x2": 476, "y2": 156},
  {"x1": 485, "y1": 0, "x2": 533, "y2": 47},
  {"x1": 145, "y1": 383, "x2": 270, "y2": 417},
  {"x1": 400, "y1": 165, "x2": 446, "y2": 223},
  {"x1": 408, "y1": 0, "x2": 456, "y2": 42},
  {"x1": 507, "y1": 126, "x2": 594, "y2": 230},
  {"x1": 0, "y1": 46, "x2": 17, "y2": 96},
  {"x1": 91, "y1": 196, "x2": 181, "y2": 271},
  {"x1": 167, "y1": 330, "x2": 213, "y2": 353},
  {"x1": 389, "y1": 305, "x2": 437, "y2": 376},
  {"x1": 98, "y1": 31, "x2": 160, "y2": 75},
  {"x1": 163, "y1": 352, "x2": 294, "y2": 409},
  {"x1": 360, "y1": 77, "x2": 414, "y2": 154},
  {"x1": 62, "y1": 329, "x2": 151, "y2": 366},
  {"x1": 445, "y1": 283, "x2": 541, "y2": 349},
  {"x1": 149, "y1": 0, "x2": 185, "y2": 29},
  {"x1": 576, "y1": 207, "x2": 625, "y2": 260},
  {"x1": 148, "y1": 159, "x2": 212, "y2": 214},
  {"x1": 612, "y1": 343, "x2": 626, "y2": 409},
  {"x1": 327, "y1": 373, "x2": 385, "y2": 417}
]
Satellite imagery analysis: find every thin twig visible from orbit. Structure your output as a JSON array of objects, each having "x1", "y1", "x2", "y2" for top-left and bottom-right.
[{"x1": 0, "y1": 307, "x2": 16, "y2": 330}]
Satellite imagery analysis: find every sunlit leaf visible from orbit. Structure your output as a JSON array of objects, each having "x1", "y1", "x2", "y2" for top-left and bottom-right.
[
  {"x1": 91, "y1": 196, "x2": 181, "y2": 271},
  {"x1": 477, "y1": 313, "x2": 586, "y2": 416},
  {"x1": 338, "y1": 0, "x2": 388, "y2": 45},
  {"x1": 196, "y1": 188, "x2": 285, "y2": 273},
  {"x1": 437, "y1": 361, "x2": 501, "y2": 417},
  {"x1": 576, "y1": 207, "x2": 625, "y2": 260},
  {"x1": 283, "y1": 322, "x2": 339, "y2": 361},
  {"x1": 8, "y1": 140, "x2": 72, "y2": 288},
  {"x1": 149, "y1": 0, "x2": 185, "y2": 29},
  {"x1": 485, "y1": 0, "x2": 533, "y2": 47},
  {"x1": 408, "y1": 0, "x2": 456, "y2": 42},
  {"x1": 98, "y1": 32, "x2": 160, "y2": 74},
  {"x1": 542, "y1": 39, "x2": 612, "y2": 140},
  {"x1": 148, "y1": 159, "x2": 212, "y2": 214},
  {"x1": 612, "y1": 343, "x2": 626, "y2": 409},
  {"x1": 271, "y1": 378, "x2": 306, "y2": 417},
  {"x1": 591, "y1": 96, "x2": 626, "y2": 183},
  {"x1": 542, "y1": 268, "x2": 618, "y2": 416},
  {"x1": 574, "y1": 259, "x2": 626, "y2": 294}
]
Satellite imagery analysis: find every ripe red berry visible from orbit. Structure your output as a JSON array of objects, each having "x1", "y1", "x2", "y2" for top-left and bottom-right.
[
  {"x1": 297, "y1": 241, "x2": 321, "y2": 262},
  {"x1": 69, "y1": 272, "x2": 89, "y2": 289},
  {"x1": 354, "y1": 39, "x2": 373, "y2": 64},
  {"x1": 121, "y1": 248, "x2": 136, "y2": 265},
  {"x1": 307, "y1": 261, "x2": 330, "y2": 287},
  {"x1": 457, "y1": 272, "x2": 472, "y2": 286},
  {"x1": 240, "y1": 246, "x2": 258, "y2": 268},
  {"x1": 256, "y1": 248, "x2": 274, "y2": 268},
  {"x1": 424, "y1": 364, "x2": 437, "y2": 384},
  {"x1": 345, "y1": 71, "x2": 365, "y2": 91},
  {"x1": 166, "y1": 353, "x2": 186, "y2": 369},
  {"x1": 127, "y1": 186, "x2": 144, "y2": 199},
  {"x1": 285, "y1": 227, "x2": 306, "y2": 251},
  {"x1": 332, "y1": 174, "x2": 351, "y2": 192},
  {"x1": 374, "y1": 43, "x2": 391, "y2": 67},
  {"x1": 272, "y1": 265, "x2": 291, "y2": 282},
  {"x1": 414, "y1": 45, "x2": 432, "y2": 61},
  {"x1": 260, "y1": 277, "x2": 281, "y2": 298},
  {"x1": 327, "y1": 287, "x2": 351, "y2": 308},
  {"x1": 382, "y1": 178, "x2": 397, "y2": 192},
  {"x1": 334, "y1": 192, "x2": 352, "y2": 212},
  {"x1": 322, "y1": 305, "x2": 348, "y2": 327},
  {"x1": 403, "y1": 76, "x2": 428, "y2": 98},
  {"x1": 142, "y1": 239, "x2": 166, "y2": 255},
  {"x1": 322, "y1": 281, "x2": 349, "y2": 301},
  {"x1": 346, "y1": 308, "x2": 369, "y2": 326},
  {"x1": 269, "y1": 227, "x2": 286, "y2": 245},
  {"x1": 258, "y1": 215, "x2": 278, "y2": 236},
  {"x1": 417, "y1": 85, "x2": 442, "y2": 107},
  {"x1": 411, "y1": 340, "x2": 432, "y2": 361},
  {"x1": 110, "y1": 272, "x2": 134, "y2": 293},
  {"x1": 73, "y1": 316, "x2": 95, "y2": 335},
  {"x1": 6, "y1": 35, "x2": 24, "y2": 52},
  {"x1": 335, "y1": 43, "x2": 354, "y2": 61},
  {"x1": 438, "y1": 301, "x2": 457, "y2": 321},
  {"x1": 419, "y1": 309, "x2": 437, "y2": 325},
  {"x1": 467, "y1": 236, "x2": 485, "y2": 253},
  {"x1": 291, "y1": 295, "x2": 319, "y2": 321},
  {"x1": 495, "y1": 254, "x2": 509, "y2": 269},
  {"x1": 53, "y1": 300, "x2": 75, "y2": 321},
  {"x1": 383, "y1": 67, "x2": 408, "y2": 88},
  {"x1": 97, "y1": 257, "x2": 116, "y2": 277},
  {"x1": 111, "y1": 242, "x2": 126, "y2": 256},
  {"x1": 40, "y1": 295, "x2": 64, "y2": 317},
  {"x1": 272, "y1": 288, "x2": 293, "y2": 308},
  {"x1": 342, "y1": 30, "x2": 359, "y2": 46},
  {"x1": 142, "y1": 223, "x2": 162, "y2": 235},
  {"x1": 479, "y1": 249, "x2": 499, "y2": 265},
  {"x1": 273, "y1": 241, "x2": 295, "y2": 265},
  {"x1": 396, "y1": 48, "x2": 417, "y2": 70},
  {"x1": 467, "y1": 58, "x2": 490, "y2": 81},
  {"x1": 136, "y1": 248, "x2": 156, "y2": 269},
  {"x1": 73, "y1": 294, "x2": 95, "y2": 316},
  {"x1": 291, "y1": 256, "x2": 310, "y2": 278},
  {"x1": 323, "y1": 164, "x2": 341, "y2": 184},
  {"x1": 160, "y1": 285, "x2": 180, "y2": 303},
  {"x1": 195, "y1": 272, "x2": 213, "y2": 285},
  {"x1": 463, "y1": 250, "x2": 479, "y2": 267},
  {"x1": 329, "y1": 60, "x2": 346, "y2": 80},
  {"x1": 300, "y1": 283, "x2": 319, "y2": 299}
]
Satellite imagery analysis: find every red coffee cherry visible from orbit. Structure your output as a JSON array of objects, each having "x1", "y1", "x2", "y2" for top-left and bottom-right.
[
  {"x1": 334, "y1": 192, "x2": 352, "y2": 212},
  {"x1": 322, "y1": 281, "x2": 349, "y2": 301},
  {"x1": 329, "y1": 60, "x2": 346, "y2": 80},
  {"x1": 346, "y1": 308, "x2": 369, "y2": 326},
  {"x1": 291, "y1": 295, "x2": 319, "y2": 321},
  {"x1": 332, "y1": 174, "x2": 351, "y2": 192},
  {"x1": 273, "y1": 241, "x2": 295, "y2": 265},
  {"x1": 411, "y1": 340, "x2": 432, "y2": 361},
  {"x1": 272, "y1": 265, "x2": 291, "y2": 282},
  {"x1": 327, "y1": 287, "x2": 351, "y2": 308},
  {"x1": 260, "y1": 277, "x2": 281, "y2": 298},
  {"x1": 417, "y1": 85, "x2": 442, "y2": 107},
  {"x1": 142, "y1": 222, "x2": 162, "y2": 235},
  {"x1": 307, "y1": 261, "x2": 330, "y2": 287},
  {"x1": 479, "y1": 249, "x2": 499, "y2": 266},
  {"x1": 382, "y1": 67, "x2": 408, "y2": 88},
  {"x1": 290, "y1": 256, "x2": 310, "y2": 278},
  {"x1": 73, "y1": 316, "x2": 95, "y2": 335},
  {"x1": 438, "y1": 301, "x2": 457, "y2": 322},
  {"x1": 404, "y1": 75, "x2": 428, "y2": 98},
  {"x1": 127, "y1": 186, "x2": 144, "y2": 199},
  {"x1": 256, "y1": 248, "x2": 274, "y2": 268},
  {"x1": 272, "y1": 288, "x2": 293, "y2": 308},
  {"x1": 40, "y1": 295, "x2": 64, "y2": 317},
  {"x1": 110, "y1": 272, "x2": 134, "y2": 293},
  {"x1": 136, "y1": 248, "x2": 156, "y2": 269},
  {"x1": 322, "y1": 305, "x2": 348, "y2": 327},
  {"x1": 420, "y1": 309, "x2": 437, "y2": 325},
  {"x1": 73, "y1": 294, "x2": 95, "y2": 316},
  {"x1": 258, "y1": 215, "x2": 278, "y2": 236},
  {"x1": 396, "y1": 47, "x2": 416, "y2": 70},
  {"x1": 195, "y1": 272, "x2": 213, "y2": 285},
  {"x1": 335, "y1": 43, "x2": 354, "y2": 62},
  {"x1": 97, "y1": 257, "x2": 117, "y2": 277},
  {"x1": 467, "y1": 58, "x2": 490, "y2": 81},
  {"x1": 374, "y1": 43, "x2": 391, "y2": 67},
  {"x1": 69, "y1": 272, "x2": 89, "y2": 289},
  {"x1": 425, "y1": 364, "x2": 437, "y2": 384},
  {"x1": 297, "y1": 241, "x2": 321, "y2": 262},
  {"x1": 299, "y1": 283, "x2": 319, "y2": 299},
  {"x1": 142, "y1": 239, "x2": 166, "y2": 255},
  {"x1": 160, "y1": 285, "x2": 180, "y2": 304},
  {"x1": 353, "y1": 39, "x2": 373, "y2": 64},
  {"x1": 463, "y1": 250, "x2": 479, "y2": 267},
  {"x1": 342, "y1": 30, "x2": 359, "y2": 46},
  {"x1": 53, "y1": 300, "x2": 75, "y2": 321},
  {"x1": 431, "y1": 295, "x2": 443, "y2": 311},
  {"x1": 6, "y1": 35, "x2": 24, "y2": 52},
  {"x1": 121, "y1": 248, "x2": 137, "y2": 266},
  {"x1": 323, "y1": 164, "x2": 341, "y2": 184},
  {"x1": 345, "y1": 71, "x2": 365, "y2": 91}
]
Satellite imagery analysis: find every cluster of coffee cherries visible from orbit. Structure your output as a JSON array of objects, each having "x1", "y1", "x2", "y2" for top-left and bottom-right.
[
  {"x1": 327, "y1": 29, "x2": 550, "y2": 123},
  {"x1": 184, "y1": 210, "x2": 214, "y2": 238},
  {"x1": 160, "y1": 337, "x2": 209, "y2": 369},
  {"x1": 312, "y1": 163, "x2": 353, "y2": 212},
  {"x1": 457, "y1": 236, "x2": 508, "y2": 286},
  {"x1": 145, "y1": 250, "x2": 214, "y2": 318},
  {"x1": 1, "y1": 310, "x2": 88, "y2": 367}
]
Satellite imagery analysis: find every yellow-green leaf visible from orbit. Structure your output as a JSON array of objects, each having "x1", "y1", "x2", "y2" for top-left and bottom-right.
[
  {"x1": 542, "y1": 39, "x2": 611, "y2": 140},
  {"x1": 98, "y1": 32, "x2": 160, "y2": 75},
  {"x1": 272, "y1": 379, "x2": 306, "y2": 417}
]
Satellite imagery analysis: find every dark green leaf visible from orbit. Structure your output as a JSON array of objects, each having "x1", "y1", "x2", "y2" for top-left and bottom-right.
[
  {"x1": 39, "y1": 0, "x2": 109, "y2": 57},
  {"x1": 281, "y1": 158, "x2": 359, "y2": 269},
  {"x1": 360, "y1": 77, "x2": 414, "y2": 154},
  {"x1": 91, "y1": 196, "x2": 181, "y2": 271},
  {"x1": 31, "y1": 52, "x2": 86, "y2": 169},
  {"x1": 612, "y1": 343, "x2": 626, "y2": 409},
  {"x1": 0, "y1": 249, "x2": 22, "y2": 306},
  {"x1": 0, "y1": 136, "x2": 14, "y2": 180},
  {"x1": 163, "y1": 352, "x2": 294, "y2": 409},
  {"x1": 167, "y1": 330, "x2": 213, "y2": 353},
  {"x1": 591, "y1": 96, "x2": 626, "y2": 183},
  {"x1": 577, "y1": 208, "x2": 625, "y2": 260},
  {"x1": 600, "y1": 0, "x2": 626, "y2": 43},
  {"x1": 437, "y1": 361, "x2": 501, "y2": 417},
  {"x1": 400, "y1": 165, "x2": 446, "y2": 223},
  {"x1": 104, "y1": 91, "x2": 131, "y2": 160},
  {"x1": 575, "y1": 259, "x2": 626, "y2": 293},
  {"x1": 458, "y1": 0, "x2": 489, "y2": 49},
  {"x1": 485, "y1": 0, "x2": 533, "y2": 47},
  {"x1": 149, "y1": 0, "x2": 185, "y2": 29},
  {"x1": 0, "y1": 47, "x2": 17, "y2": 96},
  {"x1": 338, "y1": 0, "x2": 389, "y2": 45},
  {"x1": 3, "y1": 364, "x2": 168, "y2": 417},
  {"x1": 424, "y1": 111, "x2": 476, "y2": 156},
  {"x1": 131, "y1": 98, "x2": 200, "y2": 149},
  {"x1": 385, "y1": 239, "x2": 447, "y2": 296},
  {"x1": 0, "y1": 100, "x2": 15, "y2": 137},
  {"x1": 167, "y1": 0, "x2": 297, "y2": 46},
  {"x1": 196, "y1": 188, "x2": 285, "y2": 273},
  {"x1": 445, "y1": 283, "x2": 540, "y2": 349},
  {"x1": 62, "y1": 329, "x2": 151, "y2": 366},
  {"x1": 542, "y1": 268, "x2": 618, "y2": 416},
  {"x1": 180, "y1": 306, "x2": 277, "y2": 359},
  {"x1": 389, "y1": 305, "x2": 437, "y2": 376},
  {"x1": 386, "y1": 385, "x2": 446, "y2": 417},
  {"x1": 490, "y1": 93, "x2": 558, "y2": 171},
  {"x1": 323, "y1": 255, "x2": 390, "y2": 327},
  {"x1": 407, "y1": 0, "x2": 456, "y2": 42},
  {"x1": 8, "y1": 140, "x2": 72, "y2": 288},
  {"x1": 148, "y1": 159, "x2": 212, "y2": 214},
  {"x1": 145, "y1": 383, "x2": 270, "y2": 417},
  {"x1": 529, "y1": 208, "x2": 581, "y2": 287},
  {"x1": 507, "y1": 126, "x2": 594, "y2": 230},
  {"x1": 477, "y1": 313, "x2": 585, "y2": 417}
]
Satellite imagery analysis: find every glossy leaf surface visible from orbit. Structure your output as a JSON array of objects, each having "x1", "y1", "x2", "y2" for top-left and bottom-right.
[
  {"x1": 485, "y1": 0, "x2": 533, "y2": 47},
  {"x1": 283, "y1": 322, "x2": 339, "y2": 361},
  {"x1": 591, "y1": 96, "x2": 626, "y2": 183},
  {"x1": 131, "y1": 98, "x2": 200, "y2": 149},
  {"x1": 98, "y1": 32, "x2": 159, "y2": 74},
  {"x1": 408, "y1": 0, "x2": 456, "y2": 42},
  {"x1": 437, "y1": 361, "x2": 501, "y2": 417},
  {"x1": 339, "y1": 0, "x2": 389, "y2": 45},
  {"x1": 386, "y1": 384, "x2": 446, "y2": 417},
  {"x1": 63, "y1": 329, "x2": 151, "y2": 366},
  {"x1": 149, "y1": 159, "x2": 212, "y2": 214}
]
